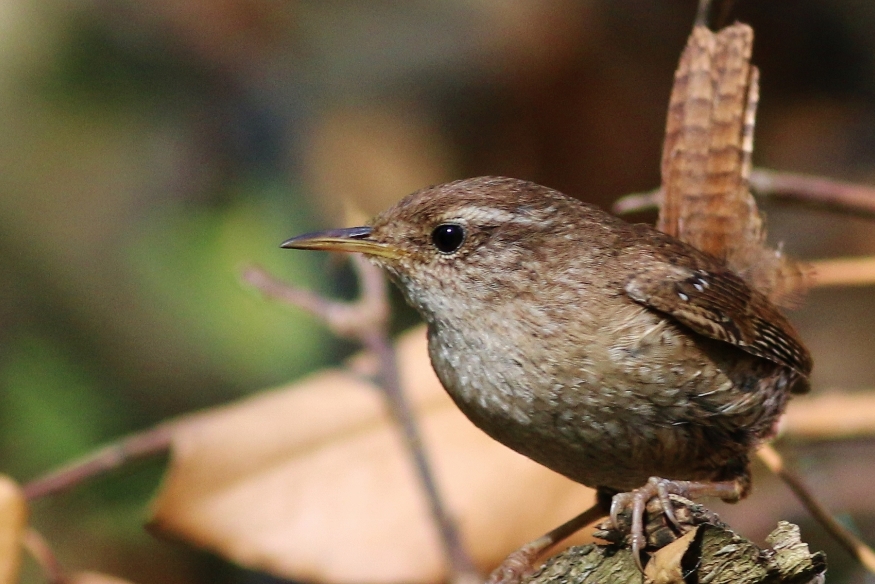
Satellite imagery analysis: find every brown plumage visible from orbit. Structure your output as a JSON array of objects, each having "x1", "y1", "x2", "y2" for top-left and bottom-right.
[{"x1": 283, "y1": 175, "x2": 812, "y2": 565}]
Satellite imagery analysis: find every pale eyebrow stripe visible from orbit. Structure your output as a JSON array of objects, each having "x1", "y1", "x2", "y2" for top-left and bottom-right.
[{"x1": 449, "y1": 206, "x2": 551, "y2": 226}]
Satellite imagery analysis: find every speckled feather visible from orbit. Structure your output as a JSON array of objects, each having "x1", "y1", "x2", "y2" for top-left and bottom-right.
[
  {"x1": 365, "y1": 176, "x2": 811, "y2": 492},
  {"x1": 622, "y1": 224, "x2": 812, "y2": 379}
]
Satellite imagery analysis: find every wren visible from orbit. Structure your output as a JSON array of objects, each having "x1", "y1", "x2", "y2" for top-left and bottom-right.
[{"x1": 282, "y1": 176, "x2": 812, "y2": 572}]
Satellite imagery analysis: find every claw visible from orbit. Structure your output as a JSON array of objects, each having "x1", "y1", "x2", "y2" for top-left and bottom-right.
[
  {"x1": 610, "y1": 492, "x2": 630, "y2": 531},
  {"x1": 630, "y1": 531, "x2": 646, "y2": 573},
  {"x1": 610, "y1": 476, "x2": 696, "y2": 571},
  {"x1": 609, "y1": 477, "x2": 746, "y2": 572},
  {"x1": 652, "y1": 477, "x2": 682, "y2": 530},
  {"x1": 630, "y1": 489, "x2": 648, "y2": 571}
]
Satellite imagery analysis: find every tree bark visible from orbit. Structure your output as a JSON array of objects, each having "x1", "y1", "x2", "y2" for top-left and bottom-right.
[{"x1": 526, "y1": 498, "x2": 826, "y2": 584}]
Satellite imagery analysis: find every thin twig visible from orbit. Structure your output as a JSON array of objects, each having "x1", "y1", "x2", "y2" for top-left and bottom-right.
[
  {"x1": 242, "y1": 258, "x2": 388, "y2": 338},
  {"x1": 484, "y1": 502, "x2": 603, "y2": 584},
  {"x1": 22, "y1": 425, "x2": 173, "y2": 501},
  {"x1": 811, "y1": 256, "x2": 875, "y2": 288},
  {"x1": 362, "y1": 328, "x2": 479, "y2": 582},
  {"x1": 611, "y1": 188, "x2": 660, "y2": 215},
  {"x1": 22, "y1": 529, "x2": 68, "y2": 584},
  {"x1": 613, "y1": 192, "x2": 875, "y2": 290},
  {"x1": 758, "y1": 444, "x2": 875, "y2": 573},
  {"x1": 243, "y1": 258, "x2": 479, "y2": 583},
  {"x1": 750, "y1": 168, "x2": 875, "y2": 218},
  {"x1": 613, "y1": 169, "x2": 875, "y2": 219},
  {"x1": 782, "y1": 391, "x2": 875, "y2": 441}
]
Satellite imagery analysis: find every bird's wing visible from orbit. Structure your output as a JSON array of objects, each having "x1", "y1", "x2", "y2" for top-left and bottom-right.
[{"x1": 624, "y1": 252, "x2": 812, "y2": 378}]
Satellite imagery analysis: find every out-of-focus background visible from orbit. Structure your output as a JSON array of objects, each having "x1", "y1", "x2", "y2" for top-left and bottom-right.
[{"x1": 2, "y1": 1, "x2": 875, "y2": 582}]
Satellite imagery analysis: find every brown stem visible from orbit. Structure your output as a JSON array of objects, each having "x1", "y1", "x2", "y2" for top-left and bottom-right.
[
  {"x1": 242, "y1": 260, "x2": 388, "y2": 338},
  {"x1": 750, "y1": 168, "x2": 875, "y2": 218},
  {"x1": 612, "y1": 168, "x2": 875, "y2": 219},
  {"x1": 810, "y1": 256, "x2": 875, "y2": 288},
  {"x1": 485, "y1": 502, "x2": 604, "y2": 584},
  {"x1": 243, "y1": 258, "x2": 478, "y2": 583},
  {"x1": 363, "y1": 328, "x2": 479, "y2": 582},
  {"x1": 22, "y1": 529, "x2": 68, "y2": 584},
  {"x1": 782, "y1": 391, "x2": 875, "y2": 440},
  {"x1": 611, "y1": 188, "x2": 660, "y2": 216},
  {"x1": 22, "y1": 425, "x2": 172, "y2": 501},
  {"x1": 758, "y1": 444, "x2": 875, "y2": 574}
]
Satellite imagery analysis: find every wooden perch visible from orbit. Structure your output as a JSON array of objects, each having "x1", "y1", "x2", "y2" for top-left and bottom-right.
[
  {"x1": 527, "y1": 523, "x2": 825, "y2": 584},
  {"x1": 524, "y1": 497, "x2": 826, "y2": 584}
]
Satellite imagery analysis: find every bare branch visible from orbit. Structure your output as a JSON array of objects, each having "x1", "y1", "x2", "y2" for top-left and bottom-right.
[
  {"x1": 695, "y1": 0, "x2": 712, "y2": 27},
  {"x1": 758, "y1": 444, "x2": 875, "y2": 574},
  {"x1": 613, "y1": 168, "x2": 875, "y2": 219},
  {"x1": 783, "y1": 391, "x2": 875, "y2": 440},
  {"x1": 243, "y1": 259, "x2": 478, "y2": 583},
  {"x1": 611, "y1": 188, "x2": 661, "y2": 216},
  {"x1": 22, "y1": 425, "x2": 172, "y2": 501},
  {"x1": 486, "y1": 503, "x2": 603, "y2": 584},
  {"x1": 23, "y1": 529, "x2": 68, "y2": 584},
  {"x1": 811, "y1": 256, "x2": 875, "y2": 288},
  {"x1": 750, "y1": 168, "x2": 875, "y2": 218},
  {"x1": 242, "y1": 259, "x2": 388, "y2": 339}
]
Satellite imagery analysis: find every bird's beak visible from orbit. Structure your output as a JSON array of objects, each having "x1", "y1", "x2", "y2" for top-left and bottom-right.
[{"x1": 280, "y1": 226, "x2": 404, "y2": 259}]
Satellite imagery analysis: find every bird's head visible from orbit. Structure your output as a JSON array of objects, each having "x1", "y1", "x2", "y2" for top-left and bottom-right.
[{"x1": 282, "y1": 176, "x2": 598, "y2": 320}]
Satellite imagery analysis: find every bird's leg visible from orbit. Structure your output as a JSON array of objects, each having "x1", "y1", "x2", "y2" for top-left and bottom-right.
[
  {"x1": 485, "y1": 502, "x2": 606, "y2": 584},
  {"x1": 609, "y1": 476, "x2": 746, "y2": 571}
]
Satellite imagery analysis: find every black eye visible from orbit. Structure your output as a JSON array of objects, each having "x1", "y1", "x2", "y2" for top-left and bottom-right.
[{"x1": 431, "y1": 223, "x2": 465, "y2": 253}]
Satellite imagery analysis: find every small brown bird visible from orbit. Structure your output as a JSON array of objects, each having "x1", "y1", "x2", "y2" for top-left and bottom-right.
[{"x1": 283, "y1": 176, "x2": 811, "y2": 571}]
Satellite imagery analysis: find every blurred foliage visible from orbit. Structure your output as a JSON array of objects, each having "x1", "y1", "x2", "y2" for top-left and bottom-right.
[
  {"x1": 0, "y1": 334, "x2": 117, "y2": 479},
  {"x1": 1, "y1": 1, "x2": 875, "y2": 582},
  {"x1": 128, "y1": 186, "x2": 330, "y2": 387},
  {"x1": 43, "y1": 18, "x2": 210, "y2": 109}
]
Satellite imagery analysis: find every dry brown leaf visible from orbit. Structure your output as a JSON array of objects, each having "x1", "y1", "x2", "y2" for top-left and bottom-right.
[
  {"x1": 644, "y1": 526, "x2": 700, "y2": 584},
  {"x1": 151, "y1": 326, "x2": 594, "y2": 584},
  {"x1": 0, "y1": 476, "x2": 26, "y2": 584},
  {"x1": 69, "y1": 573, "x2": 139, "y2": 584},
  {"x1": 782, "y1": 391, "x2": 875, "y2": 440}
]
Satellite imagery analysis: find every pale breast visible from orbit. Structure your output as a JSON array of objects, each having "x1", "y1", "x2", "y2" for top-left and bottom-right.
[{"x1": 425, "y1": 294, "x2": 791, "y2": 490}]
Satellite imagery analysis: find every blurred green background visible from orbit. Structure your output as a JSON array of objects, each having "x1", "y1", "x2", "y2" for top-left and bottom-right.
[{"x1": 2, "y1": 1, "x2": 875, "y2": 582}]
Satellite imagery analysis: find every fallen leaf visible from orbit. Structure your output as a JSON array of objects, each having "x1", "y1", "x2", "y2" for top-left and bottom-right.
[
  {"x1": 644, "y1": 526, "x2": 701, "y2": 584},
  {"x1": 151, "y1": 326, "x2": 594, "y2": 584},
  {"x1": 0, "y1": 476, "x2": 26, "y2": 584}
]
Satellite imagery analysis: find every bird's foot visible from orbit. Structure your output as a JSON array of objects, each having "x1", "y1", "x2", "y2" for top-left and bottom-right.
[
  {"x1": 483, "y1": 543, "x2": 541, "y2": 584},
  {"x1": 484, "y1": 503, "x2": 605, "y2": 584},
  {"x1": 608, "y1": 477, "x2": 742, "y2": 572}
]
